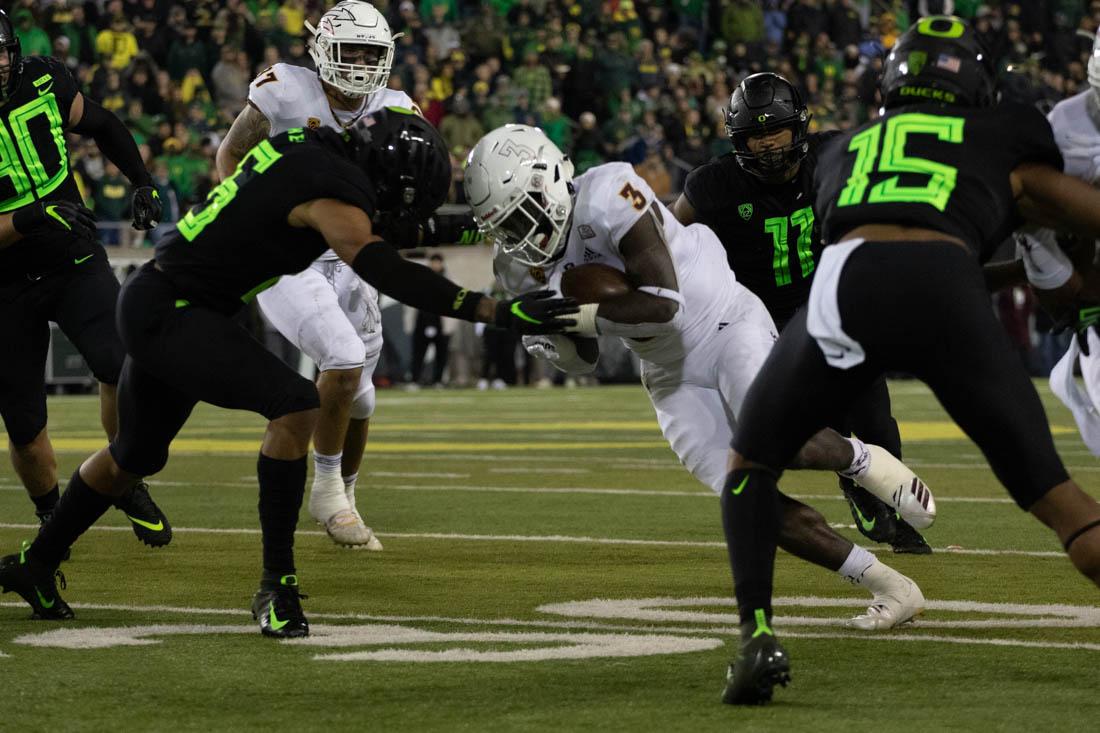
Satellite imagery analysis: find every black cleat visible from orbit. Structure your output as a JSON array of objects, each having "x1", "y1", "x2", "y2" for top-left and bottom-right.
[
  {"x1": 35, "y1": 510, "x2": 71, "y2": 562},
  {"x1": 115, "y1": 481, "x2": 172, "y2": 547},
  {"x1": 721, "y1": 621, "x2": 791, "y2": 706},
  {"x1": 840, "y1": 479, "x2": 898, "y2": 545},
  {"x1": 891, "y1": 519, "x2": 933, "y2": 554},
  {"x1": 251, "y1": 575, "x2": 309, "y2": 638},
  {"x1": 0, "y1": 543, "x2": 74, "y2": 620}
]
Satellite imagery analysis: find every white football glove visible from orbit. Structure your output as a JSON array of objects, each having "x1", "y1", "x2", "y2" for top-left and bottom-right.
[
  {"x1": 1016, "y1": 230, "x2": 1074, "y2": 290},
  {"x1": 522, "y1": 334, "x2": 597, "y2": 374}
]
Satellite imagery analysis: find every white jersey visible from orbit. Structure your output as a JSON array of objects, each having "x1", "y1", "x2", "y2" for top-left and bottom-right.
[
  {"x1": 1047, "y1": 90, "x2": 1100, "y2": 183},
  {"x1": 1040, "y1": 89, "x2": 1100, "y2": 455},
  {"x1": 248, "y1": 62, "x2": 415, "y2": 261},
  {"x1": 496, "y1": 162, "x2": 749, "y2": 365}
]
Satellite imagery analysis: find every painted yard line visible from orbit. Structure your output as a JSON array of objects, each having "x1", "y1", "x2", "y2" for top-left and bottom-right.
[
  {"x1": 3, "y1": 601, "x2": 1097, "y2": 654},
  {"x1": 489, "y1": 467, "x2": 591, "y2": 474},
  {"x1": 367, "y1": 472, "x2": 470, "y2": 479},
  {"x1": 0, "y1": 523, "x2": 1065, "y2": 557},
  {"x1": 38, "y1": 438, "x2": 675, "y2": 454}
]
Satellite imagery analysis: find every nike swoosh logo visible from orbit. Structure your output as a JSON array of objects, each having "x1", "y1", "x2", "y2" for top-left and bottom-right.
[
  {"x1": 852, "y1": 503, "x2": 876, "y2": 532},
  {"x1": 731, "y1": 475, "x2": 749, "y2": 496},
  {"x1": 36, "y1": 587, "x2": 55, "y2": 609},
  {"x1": 46, "y1": 205, "x2": 71, "y2": 231},
  {"x1": 510, "y1": 301, "x2": 542, "y2": 325},
  {"x1": 269, "y1": 605, "x2": 289, "y2": 631},
  {"x1": 126, "y1": 514, "x2": 164, "y2": 532},
  {"x1": 73, "y1": 254, "x2": 94, "y2": 265}
]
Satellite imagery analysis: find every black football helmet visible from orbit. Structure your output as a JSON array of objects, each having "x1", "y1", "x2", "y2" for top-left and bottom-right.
[
  {"x1": 0, "y1": 10, "x2": 22, "y2": 102},
  {"x1": 724, "y1": 72, "x2": 810, "y2": 178},
  {"x1": 881, "y1": 15, "x2": 995, "y2": 110},
  {"x1": 350, "y1": 107, "x2": 452, "y2": 223}
]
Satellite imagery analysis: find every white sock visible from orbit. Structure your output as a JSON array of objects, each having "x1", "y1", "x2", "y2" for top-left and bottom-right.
[
  {"x1": 837, "y1": 545, "x2": 876, "y2": 583},
  {"x1": 838, "y1": 436, "x2": 870, "y2": 479},
  {"x1": 309, "y1": 452, "x2": 347, "y2": 521},
  {"x1": 343, "y1": 472, "x2": 359, "y2": 511}
]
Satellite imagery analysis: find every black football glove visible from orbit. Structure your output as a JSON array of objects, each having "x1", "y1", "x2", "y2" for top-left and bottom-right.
[
  {"x1": 422, "y1": 212, "x2": 483, "y2": 246},
  {"x1": 131, "y1": 185, "x2": 162, "y2": 230},
  {"x1": 1075, "y1": 305, "x2": 1100, "y2": 356},
  {"x1": 495, "y1": 290, "x2": 578, "y2": 335},
  {"x1": 12, "y1": 200, "x2": 97, "y2": 240}
]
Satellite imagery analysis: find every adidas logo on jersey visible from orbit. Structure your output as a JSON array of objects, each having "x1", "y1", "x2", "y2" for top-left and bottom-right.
[{"x1": 583, "y1": 247, "x2": 602, "y2": 263}]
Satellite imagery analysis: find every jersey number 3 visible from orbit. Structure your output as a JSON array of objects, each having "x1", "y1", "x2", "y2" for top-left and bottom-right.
[
  {"x1": 837, "y1": 113, "x2": 964, "y2": 212},
  {"x1": 618, "y1": 182, "x2": 647, "y2": 211}
]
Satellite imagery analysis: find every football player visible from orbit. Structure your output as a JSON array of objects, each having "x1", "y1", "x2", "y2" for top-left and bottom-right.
[
  {"x1": 672, "y1": 72, "x2": 928, "y2": 554},
  {"x1": 0, "y1": 10, "x2": 169, "y2": 548},
  {"x1": 722, "y1": 16, "x2": 1100, "y2": 705},
  {"x1": 216, "y1": 1, "x2": 468, "y2": 549},
  {"x1": 468, "y1": 124, "x2": 933, "y2": 634},
  {"x1": 0, "y1": 110, "x2": 577, "y2": 635}
]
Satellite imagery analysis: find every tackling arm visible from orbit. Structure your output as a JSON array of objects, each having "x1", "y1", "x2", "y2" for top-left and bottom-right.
[
  {"x1": 216, "y1": 104, "x2": 272, "y2": 181},
  {"x1": 670, "y1": 194, "x2": 696, "y2": 226},
  {"x1": 570, "y1": 206, "x2": 682, "y2": 337},
  {"x1": 69, "y1": 93, "x2": 152, "y2": 188},
  {"x1": 290, "y1": 198, "x2": 578, "y2": 334}
]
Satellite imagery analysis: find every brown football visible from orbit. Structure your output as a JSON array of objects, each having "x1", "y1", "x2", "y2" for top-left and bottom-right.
[{"x1": 560, "y1": 263, "x2": 632, "y2": 304}]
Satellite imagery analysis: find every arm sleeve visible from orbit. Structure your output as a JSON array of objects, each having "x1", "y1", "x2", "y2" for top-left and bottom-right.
[
  {"x1": 41, "y1": 57, "x2": 80, "y2": 123},
  {"x1": 1009, "y1": 103, "x2": 1064, "y2": 173},
  {"x1": 351, "y1": 240, "x2": 486, "y2": 322},
  {"x1": 71, "y1": 97, "x2": 152, "y2": 187}
]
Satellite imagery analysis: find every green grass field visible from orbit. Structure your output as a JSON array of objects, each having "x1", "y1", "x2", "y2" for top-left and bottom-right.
[{"x1": 2, "y1": 382, "x2": 1099, "y2": 731}]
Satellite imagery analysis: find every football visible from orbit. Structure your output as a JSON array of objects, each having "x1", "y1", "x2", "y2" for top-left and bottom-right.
[{"x1": 560, "y1": 263, "x2": 632, "y2": 304}]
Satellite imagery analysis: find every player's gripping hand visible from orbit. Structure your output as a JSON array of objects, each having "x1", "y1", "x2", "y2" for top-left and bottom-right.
[
  {"x1": 1074, "y1": 305, "x2": 1100, "y2": 356},
  {"x1": 13, "y1": 200, "x2": 97, "y2": 240},
  {"x1": 131, "y1": 185, "x2": 162, "y2": 230},
  {"x1": 495, "y1": 290, "x2": 578, "y2": 335}
]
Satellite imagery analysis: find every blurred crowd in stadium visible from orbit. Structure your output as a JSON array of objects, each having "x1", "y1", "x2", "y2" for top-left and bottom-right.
[
  {"x1": 12, "y1": 0, "x2": 1100, "y2": 231},
  {"x1": 13, "y1": 0, "x2": 1100, "y2": 381}
]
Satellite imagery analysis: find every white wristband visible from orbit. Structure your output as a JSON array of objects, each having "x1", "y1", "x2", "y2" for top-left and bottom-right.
[
  {"x1": 1016, "y1": 231, "x2": 1073, "y2": 290},
  {"x1": 565, "y1": 302, "x2": 600, "y2": 337}
]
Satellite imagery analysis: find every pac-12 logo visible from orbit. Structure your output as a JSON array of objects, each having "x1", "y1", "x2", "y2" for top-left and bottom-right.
[{"x1": 738, "y1": 203, "x2": 753, "y2": 220}]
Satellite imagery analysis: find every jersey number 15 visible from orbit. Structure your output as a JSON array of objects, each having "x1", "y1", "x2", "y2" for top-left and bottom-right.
[{"x1": 837, "y1": 113, "x2": 964, "y2": 212}]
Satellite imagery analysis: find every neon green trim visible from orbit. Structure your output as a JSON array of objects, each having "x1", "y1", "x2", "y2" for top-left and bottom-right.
[
  {"x1": 151, "y1": 189, "x2": 161, "y2": 200},
  {"x1": 268, "y1": 604, "x2": 289, "y2": 631},
  {"x1": 751, "y1": 608, "x2": 774, "y2": 638},
  {"x1": 174, "y1": 299, "x2": 190, "y2": 308},
  {"x1": 385, "y1": 106, "x2": 417, "y2": 115},
  {"x1": 731, "y1": 475, "x2": 749, "y2": 496},
  {"x1": 74, "y1": 254, "x2": 94, "y2": 265},
  {"x1": 240, "y1": 276, "x2": 280, "y2": 303},
  {"x1": 280, "y1": 574, "x2": 298, "y2": 586},
  {"x1": 510, "y1": 301, "x2": 542, "y2": 325},
  {"x1": 19, "y1": 540, "x2": 29, "y2": 565},
  {"x1": 852, "y1": 503, "x2": 877, "y2": 532},
  {"x1": 125, "y1": 514, "x2": 164, "y2": 532},
  {"x1": 32, "y1": 73, "x2": 53, "y2": 88},
  {"x1": 452, "y1": 288, "x2": 469, "y2": 312}
]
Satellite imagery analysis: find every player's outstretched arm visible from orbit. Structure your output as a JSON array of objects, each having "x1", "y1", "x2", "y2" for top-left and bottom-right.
[
  {"x1": 68, "y1": 93, "x2": 161, "y2": 229},
  {"x1": 292, "y1": 198, "x2": 579, "y2": 334},
  {"x1": 570, "y1": 206, "x2": 682, "y2": 337},
  {"x1": 216, "y1": 104, "x2": 271, "y2": 181}
]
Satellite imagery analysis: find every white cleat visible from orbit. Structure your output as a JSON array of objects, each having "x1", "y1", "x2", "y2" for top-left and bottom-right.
[
  {"x1": 856, "y1": 445, "x2": 937, "y2": 529},
  {"x1": 317, "y1": 508, "x2": 384, "y2": 550},
  {"x1": 847, "y1": 574, "x2": 925, "y2": 631}
]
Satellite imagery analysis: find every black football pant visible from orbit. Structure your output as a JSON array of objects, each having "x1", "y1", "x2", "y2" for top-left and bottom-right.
[
  {"x1": 0, "y1": 254, "x2": 124, "y2": 445},
  {"x1": 725, "y1": 241, "x2": 1068, "y2": 623}
]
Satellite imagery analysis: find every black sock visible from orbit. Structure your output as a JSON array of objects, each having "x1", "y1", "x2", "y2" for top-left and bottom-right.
[
  {"x1": 256, "y1": 453, "x2": 306, "y2": 583},
  {"x1": 720, "y1": 468, "x2": 782, "y2": 630},
  {"x1": 31, "y1": 470, "x2": 114, "y2": 568},
  {"x1": 31, "y1": 485, "x2": 60, "y2": 515}
]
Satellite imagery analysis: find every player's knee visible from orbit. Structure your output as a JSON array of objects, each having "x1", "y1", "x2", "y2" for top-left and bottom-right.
[
  {"x1": 110, "y1": 439, "x2": 168, "y2": 477},
  {"x1": 318, "y1": 367, "x2": 363, "y2": 402},
  {"x1": 350, "y1": 382, "x2": 376, "y2": 420},
  {"x1": 83, "y1": 341, "x2": 125, "y2": 385},
  {"x1": 3, "y1": 412, "x2": 48, "y2": 448}
]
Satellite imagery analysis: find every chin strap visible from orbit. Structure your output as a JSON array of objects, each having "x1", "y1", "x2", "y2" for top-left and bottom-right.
[{"x1": 1063, "y1": 518, "x2": 1100, "y2": 552}]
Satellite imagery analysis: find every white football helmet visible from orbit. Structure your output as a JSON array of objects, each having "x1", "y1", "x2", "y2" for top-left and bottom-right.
[
  {"x1": 306, "y1": 1, "x2": 397, "y2": 98},
  {"x1": 464, "y1": 125, "x2": 575, "y2": 268}
]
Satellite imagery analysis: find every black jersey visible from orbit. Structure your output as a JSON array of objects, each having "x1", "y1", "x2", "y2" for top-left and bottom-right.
[
  {"x1": 815, "y1": 102, "x2": 1062, "y2": 261},
  {"x1": 0, "y1": 56, "x2": 88, "y2": 278},
  {"x1": 683, "y1": 132, "x2": 838, "y2": 327},
  {"x1": 154, "y1": 128, "x2": 374, "y2": 314}
]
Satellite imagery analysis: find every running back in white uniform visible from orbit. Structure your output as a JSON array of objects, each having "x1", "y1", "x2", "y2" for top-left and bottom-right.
[
  {"x1": 498, "y1": 162, "x2": 779, "y2": 492},
  {"x1": 1033, "y1": 90, "x2": 1100, "y2": 455},
  {"x1": 250, "y1": 63, "x2": 416, "y2": 415}
]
